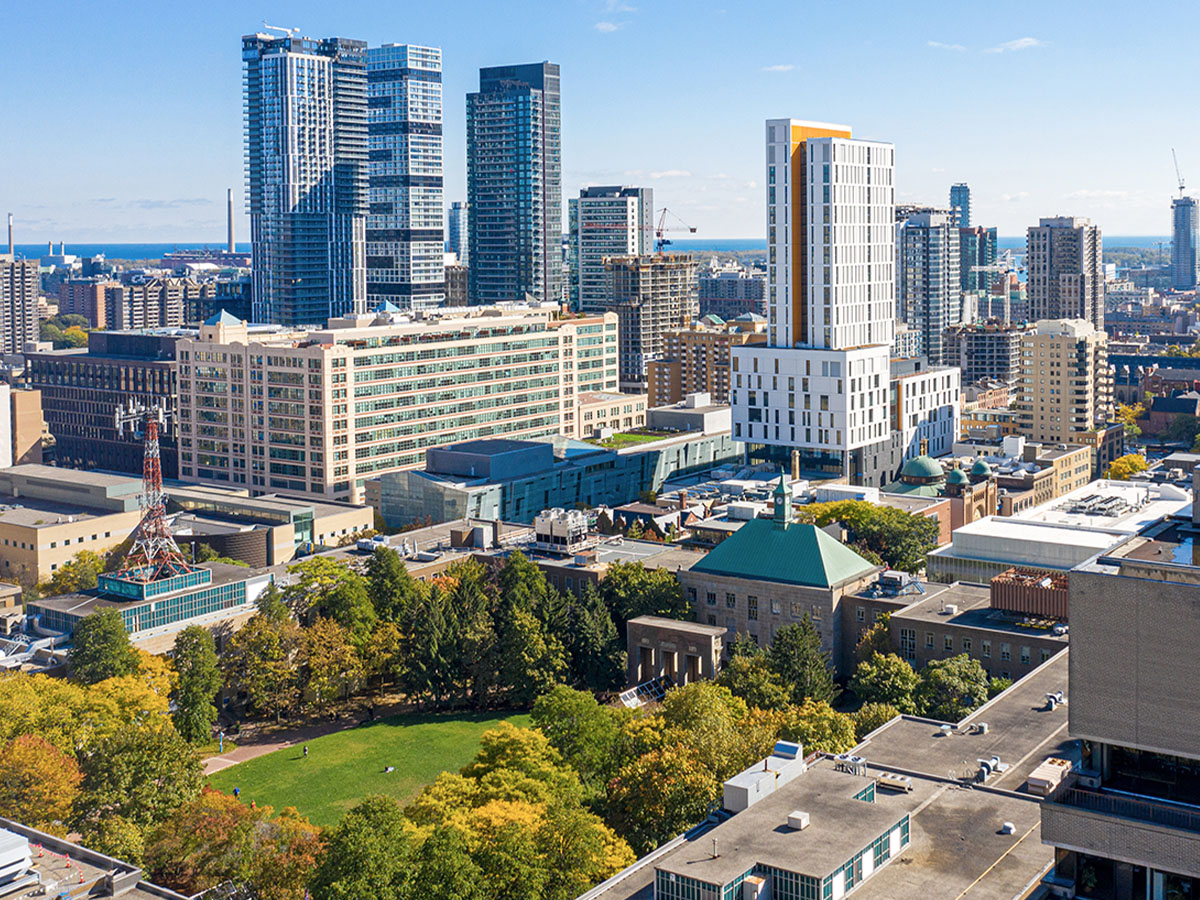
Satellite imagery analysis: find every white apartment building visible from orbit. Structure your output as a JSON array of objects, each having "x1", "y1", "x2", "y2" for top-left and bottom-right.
[
  {"x1": 732, "y1": 119, "x2": 901, "y2": 485},
  {"x1": 176, "y1": 307, "x2": 617, "y2": 504},
  {"x1": 892, "y1": 360, "x2": 962, "y2": 462},
  {"x1": 568, "y1": 186, "x2": 654, "y2": 312},
  {"x1": 367, "y1": 44, "x2": 445, "y2": 311}
]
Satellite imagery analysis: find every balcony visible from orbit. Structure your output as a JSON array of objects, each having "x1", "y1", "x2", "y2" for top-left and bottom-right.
[{"x1": 1042, "y1": 787, "x2": 1200, "y2": 878}]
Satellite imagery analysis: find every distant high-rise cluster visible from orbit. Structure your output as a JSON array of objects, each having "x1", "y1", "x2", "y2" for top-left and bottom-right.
[
  {"x1": 895, "y1": 208, "x2": 961, "y2": 365},
  {"x1": 466, "y1": 63, "x2": 562, "y2": 305},
  {"x1": 242, "y1": 33, "x2": 368, "y2": 325}
]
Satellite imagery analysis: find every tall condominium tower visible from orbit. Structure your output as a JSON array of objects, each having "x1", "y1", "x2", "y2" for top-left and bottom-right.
[
  {"x1": 367, "y1": 44, "x2": 444, "y2": 312},
  {"x1": 466, "y1": 62, "x2": 562, "y2": 304},
  {"x1": 896, "y1": 209, "x2": 961, "y2": 365},
  {"x1": 446, "y1": 201, "x2": 468, "y2": 265},
  {"x1": 243, "y1": 33, "x2": 368, "y2": 325},
  {"x1": 1026, "y1": 216, "x2": 1103, "y2": 329},
  {"x1": 1171, "y1": 196, "x2": 1199, "y2": 290},
  {"x1": 0, "y1": 256, "x2": 39, "y2": 355},
  {"x1": 949, "y1": 182, "x2": 970, "y2": 227},
  {"x1": 568, "y1": 185, "x2": 653, "y2": 311},
  {"x1": 959, "y1": 225, "x2": 998, "y2": 293},
  {"x1": 603, "y1": 253, "x2": 697, "y2": 392},
  {"x1": 731, "y1": 119, "x2": 897, "y2": 486}
]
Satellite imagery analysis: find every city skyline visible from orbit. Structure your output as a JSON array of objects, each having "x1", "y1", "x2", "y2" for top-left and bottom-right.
[{"x1": 3, "y1": 0, "x2": 1200, "y2": 242}]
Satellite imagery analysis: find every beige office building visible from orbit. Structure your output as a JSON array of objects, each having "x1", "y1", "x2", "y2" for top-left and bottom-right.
[
  {"x1": 648, "y1": 315, "x2": 767, "y2": 408},
  {"x1": 176, "y1": 306, "x2": 618, "y2": 503},
  {"x1": 1015, "y1": 319, "x2": 1111, "y2": 444}
]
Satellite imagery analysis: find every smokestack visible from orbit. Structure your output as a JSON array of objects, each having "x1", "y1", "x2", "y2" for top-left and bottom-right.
[
  {"x1": 59, "y1": 241, "x2": 65, "y2": 256},
  {"x1": 6, "y1": 213, "x2": 12, "y2": 256},
  {"x1": 791, "y1": 448, "x2": 800, "y2": 482},
  {"x1": 226, "y1": 188, "x2": 235, "y2": 253},
  {"x1": 47, "y1": 241, "x2": 52, "y2": 256}
]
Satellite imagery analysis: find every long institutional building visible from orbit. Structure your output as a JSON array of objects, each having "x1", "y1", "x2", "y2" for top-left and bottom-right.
[
  {"x1": 732, "y1": 119, "x2": 958, "y2": 486},
  {"x1": 176, "y1": 306, "x2": 617, "y2": 504}
]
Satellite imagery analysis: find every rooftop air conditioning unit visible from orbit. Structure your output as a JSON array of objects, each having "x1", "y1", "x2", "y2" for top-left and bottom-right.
[
  {"x1": 787, "y1": 811, "x2": 810, "y2": 831},
  {"x1": 942, "y1": 604, "x2": 958, "y2": 615}
]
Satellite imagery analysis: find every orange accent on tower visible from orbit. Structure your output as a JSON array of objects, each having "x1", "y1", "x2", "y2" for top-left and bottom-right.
[{"x1": 788, "y1": 123, "x2": 851, "y2": 347}]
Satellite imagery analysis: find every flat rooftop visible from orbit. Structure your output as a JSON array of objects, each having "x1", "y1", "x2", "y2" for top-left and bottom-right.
[
  {"x1": 856, "y1": 650, "x2": 1072, "y2": 792},
  {"x1": 0, "y1": 464, "x2": 139, "y2": 490},
  {"x1": 0, "y1": 818, "x2": 185, "y2": 900},
  {"x1": 627, "y1": 615, "x2": 726, "y2": 637},
  {"x1": 33, "y1": 563, "x2": 260, "y2": 617},
  {"x1": 0, "y1": 499, "x2": 110, "y2": 528},
  {"x1": 657, "y1": 767, "x2": 910, "y2": 885},
  {"x1": 940, "y1": 517, "x2": 1122, "y2": 553},
  {"x1": 1011, "y1": 479, "x2": 1191, "y2": 534},
  {"x1": 891, "y1": 582, "x2": 1069, "y2": 640}
]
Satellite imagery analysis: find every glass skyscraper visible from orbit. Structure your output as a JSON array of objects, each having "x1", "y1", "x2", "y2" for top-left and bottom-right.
[
  {"x1": 1172, "y1": 196, "x2": 1199, "y2": 290},
  {"x1": 242, "y1": 33, "x2": 367, "y2": 325},
  {"x1": 949, "y1": 182, "x2": 971, "y2": 228},
  {"x1": 367, "y1": 44, "x2": 445, "y2": 311},
  {"x1": 447, "y1": 201, "x2": 468, "y2": 265},
  {"x1": 466, "y1": 62, "x2": 562, "y2": 305}
]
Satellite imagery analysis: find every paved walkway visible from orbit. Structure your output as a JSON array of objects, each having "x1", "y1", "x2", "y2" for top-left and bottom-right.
[{"x1": 203, "y1": 693, "x2": 412, "y2": 775}]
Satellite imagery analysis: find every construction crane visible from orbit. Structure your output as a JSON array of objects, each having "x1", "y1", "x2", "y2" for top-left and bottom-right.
[
  {"x1": 1174, "y1": 149, "x2": 1186, "y2": 198},
  {"x1": 653, "y1": 208, "x2": 696, "y2": 254}
]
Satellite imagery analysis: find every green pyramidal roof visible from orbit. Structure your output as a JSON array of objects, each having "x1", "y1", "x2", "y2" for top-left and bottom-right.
[{"x1": 690, "y1": 519, "x2": 878, "y2": 588}]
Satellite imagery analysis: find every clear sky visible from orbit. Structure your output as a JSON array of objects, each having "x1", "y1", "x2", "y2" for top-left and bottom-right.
[{"x1": 1, "y1": 0, "x2": 1195, "y2": 243}]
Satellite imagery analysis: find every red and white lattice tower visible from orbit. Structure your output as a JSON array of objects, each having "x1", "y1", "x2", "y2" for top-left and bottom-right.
[{"x1": 114, "y1": 401, "x2": 194, "y2": 582}]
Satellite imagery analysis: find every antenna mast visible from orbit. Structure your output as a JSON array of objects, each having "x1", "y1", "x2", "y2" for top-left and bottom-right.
[{"x1": 114, "y1": 400, "x2": 193, "y2": 583}]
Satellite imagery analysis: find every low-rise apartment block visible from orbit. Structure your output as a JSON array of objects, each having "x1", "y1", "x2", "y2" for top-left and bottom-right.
[
  {"x1": 176, "y1": 306, "x2": 618, "y2": 503},
  {"x1": 647, "y1": 314, "x2": 767, "y2": 408}
]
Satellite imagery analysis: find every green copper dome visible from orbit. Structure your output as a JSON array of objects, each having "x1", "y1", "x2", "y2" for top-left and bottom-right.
[
  {"x1": 946, "y1": 467, "x2": 970, "y2": 485},
  {"x1": 970, "y1": 458, "x2": 993, "y2": 477},
  {"x1": 900, "y1": 455, "x2": 944, "y2": 480}
]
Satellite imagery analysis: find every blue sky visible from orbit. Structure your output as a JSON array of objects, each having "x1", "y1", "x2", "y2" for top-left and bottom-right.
[{"x1": 1, "y1": 0, "x2": 1195, "y2": 242}]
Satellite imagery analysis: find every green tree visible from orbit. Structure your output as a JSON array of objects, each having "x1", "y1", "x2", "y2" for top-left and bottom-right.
[
  {"x1": 854, "y1": 613, "x2": 892, "y2": 663},
  {"x1": 766, "y1": 617, "x2": 839, "y2": 705},
  {"x1": 849, "y1": 652, "x2": 919, "y2": 714},
  {"x1": 408, "y1": 825, "x2": 483, "y2": 900},
  {"x1": 171, "y1": 626, "x2": 222, "y2": 743},
  {"x1": 604, "y1": 745, "x2": 719, "y2": 855},
  {"x1": 222, "y1": 611, "x2": 302, "y2": 720},
  {"x1": 398, "y1": 584, "x2": 449, "y2": 708},
  {"x1": 309, "y1": 796, "x2": 413, "y2": 900},
  {"x1": 716, "y1": 653, "x2": 791, "y2": 711},
  {"x1": 319, "y1": 577, "x2": 377, "y2": 643},
  {"x1": 44, "y1": 550, "x2": 105, "y2": 595},
  {"x1": 599, "y1": 561, "x2": 688, "y2": 624},
  {"x1": 300, "y1": 617, "x2": 363, "y2": 710},
  {"x1": 531, "y1": 686, "x2": 621, "y2": 797},
  {"x1": 987, "y1": 676, "x2": 1013, "y2": 698},
  {"x1": 70, "y1": 608, "x2": 139, "y2": 684},
  {"x1": 461, "y1": 722, "x2": 583, "y2": 808},
  {"x1": 913, "y1": 654, "x2": 990, "y2": 721},
  {"x1": 726, "y1": 631, "x2": 762, "y2": 659},
  {"x1": 563, "y1": 583, "x2": 625, "y2": 692},
  {"x1": 283, "y1": 557, "x2": 362, "y2": 623},
  {"x1": 475, "y1": 821, "x2": 547, "y2": 900},
  {"x1": 365, "y1": 546, "x2": 425, "y2": 622},
  {"x1": 495, "y1": 606, "x2": 567, "y2": 707},
  {"x1": 661, "y1": 682, "x2": 758, "y2": 782},
  {"x1": 1164, "y1": 414, "x2": 1200, "y2": 444},
  {"x1": 852, "y1": 702, "x2": 901, "y2": 740},
  {"x1": 75, "y1": 725, "x2": 203, "y2": 838},
  {"x1": 0, "y1": 735, "x2": 82, "y2": 832},
  {"x1": 781, "y1": 699, "x2": 857, "y2": 754}
]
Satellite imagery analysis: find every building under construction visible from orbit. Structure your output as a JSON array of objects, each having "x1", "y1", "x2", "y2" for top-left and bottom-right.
[{"x1": 603, "y1": 253, "x2": 698, "y2": 393}]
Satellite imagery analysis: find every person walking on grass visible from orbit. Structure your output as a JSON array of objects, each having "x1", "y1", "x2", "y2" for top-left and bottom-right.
[{"x1": 303, "y1": 744, "x2": 308, "y2": 759}]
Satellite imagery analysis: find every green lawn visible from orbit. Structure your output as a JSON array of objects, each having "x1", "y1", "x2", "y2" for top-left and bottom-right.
[
  {"x1": 208, "y1": 709, "x2": 530, "y2": 827},
  {"x1": 595, "y1": 431, "x2": 670, "y2": 449}
]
